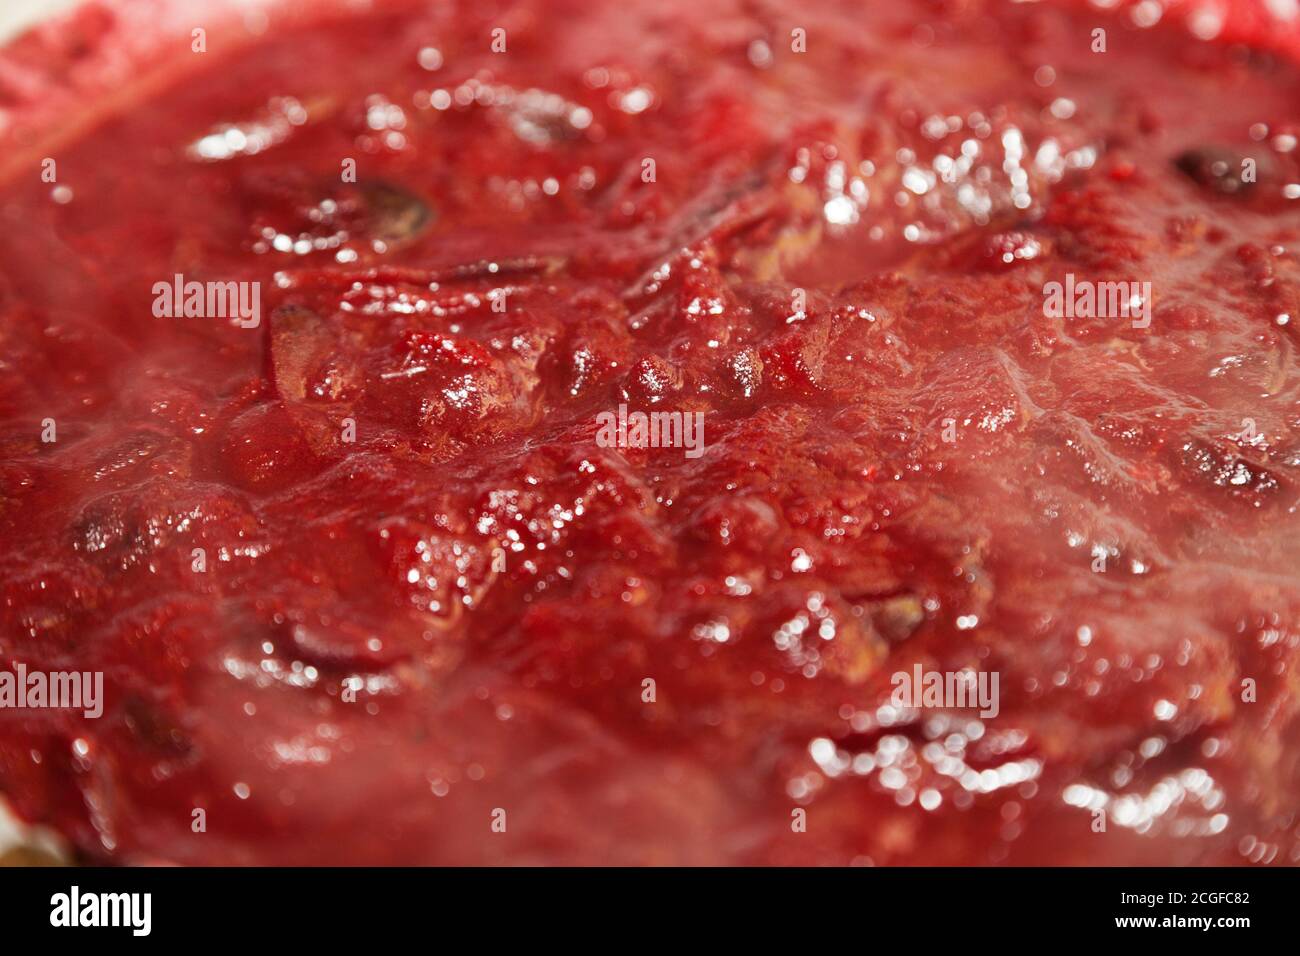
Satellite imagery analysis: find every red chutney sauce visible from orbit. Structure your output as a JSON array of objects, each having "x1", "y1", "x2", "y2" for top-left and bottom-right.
[{"x1": 1, "y1": 0, "x2": 1299, "y2": 865}]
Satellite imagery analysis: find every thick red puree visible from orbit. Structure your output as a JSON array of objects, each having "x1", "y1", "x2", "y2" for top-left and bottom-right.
[{"x1": 1, "y1": 0, "x2": 1299, "y2": 865}]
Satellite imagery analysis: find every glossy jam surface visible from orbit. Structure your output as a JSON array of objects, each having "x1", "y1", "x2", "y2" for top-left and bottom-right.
[{"x1": 1, "y1": 0, "x2": 1300, "y2": 864}]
